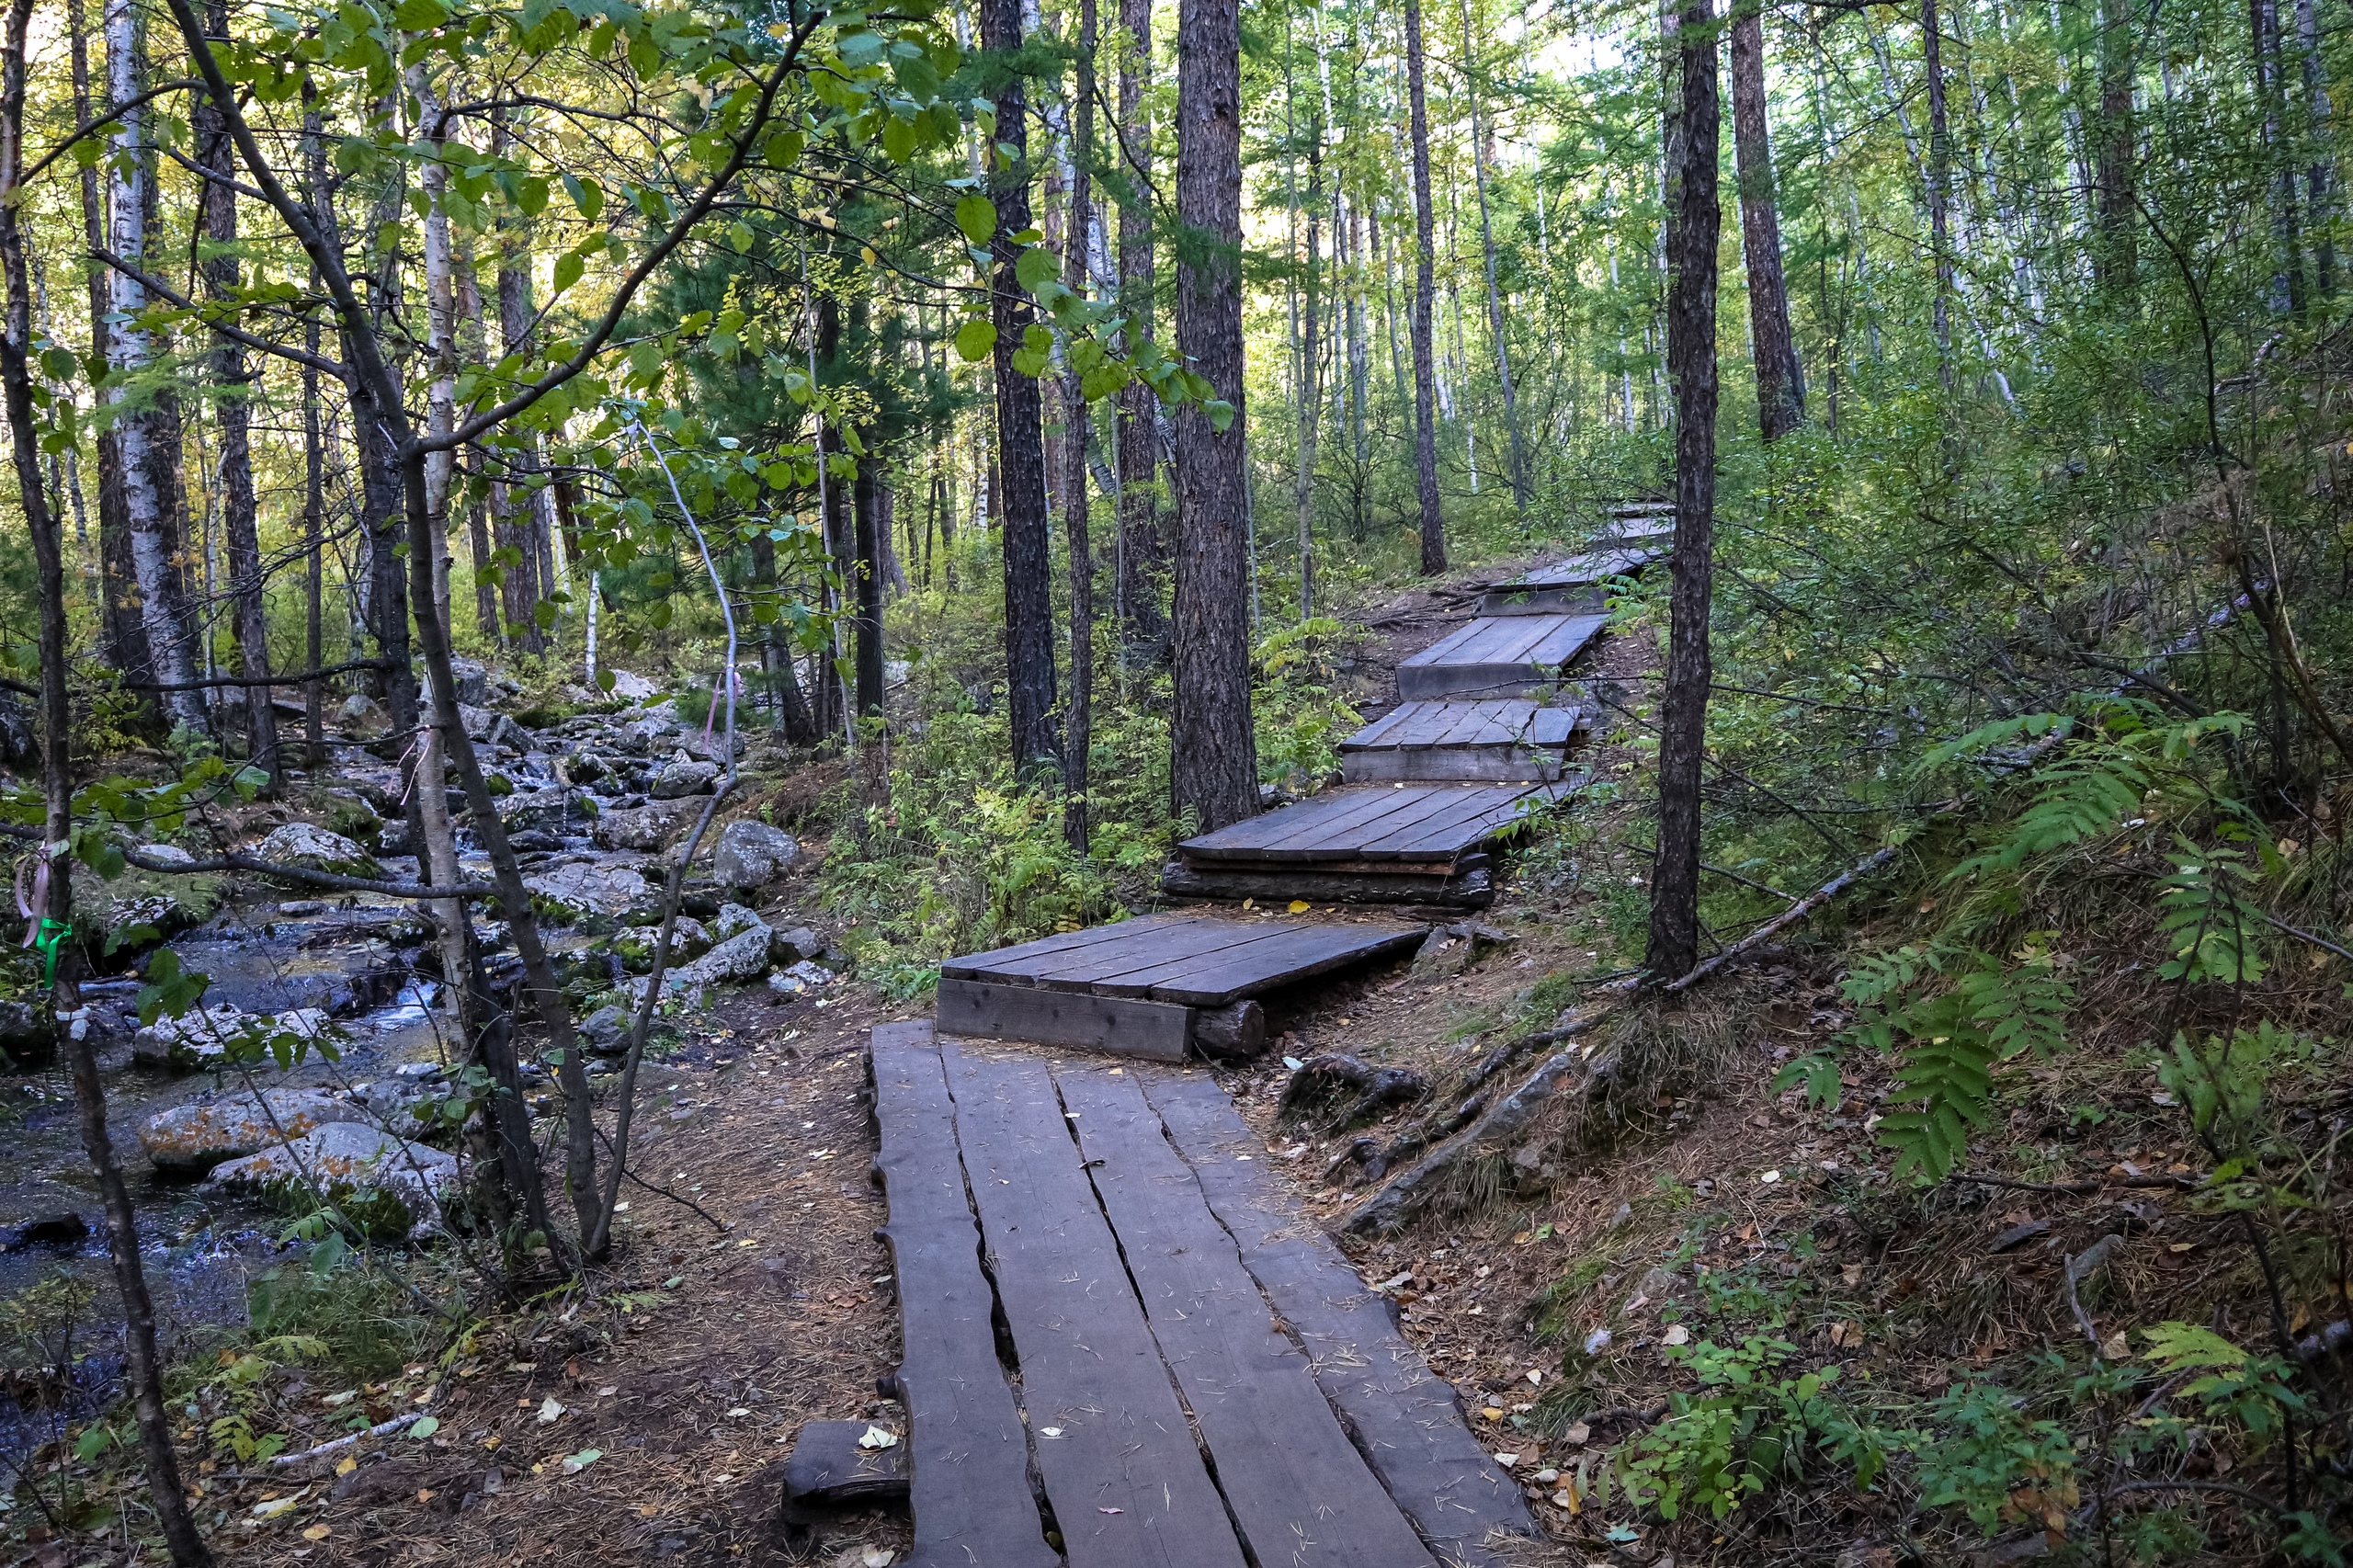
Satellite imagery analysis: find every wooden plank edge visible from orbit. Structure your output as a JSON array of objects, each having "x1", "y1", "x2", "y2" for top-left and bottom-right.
[{"x1": 936, "y1": 975, "x2": 1192, "y2": 1062}]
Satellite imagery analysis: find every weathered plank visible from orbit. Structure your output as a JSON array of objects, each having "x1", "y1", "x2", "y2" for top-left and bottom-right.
[
  {"x1": 1181, "y1": 785, "x2": 1517, "y2": 864},
  {"x1": 1141, "y1": 922, "x2": 1427, "y2": 1006},
  {"x1": 1024, "y1": 918, "x2": 1285, "y2": 993},
  {"x1": 1140, "y1": 1071, "x2": 1537, "y2": 1567},
  {"x1": 1160, "y1": 859, "x2": 1495, "y2": 909},
  {"x1": 940, "y1": 914, "x2": 1207, "y2": 982},
  {"x1": 1355, "y1": 784, "x2": 1562, "y2": 859},
  {"x1": 937, "y1": 976, "x2": 1194, "y2": 1061},
  {"x1": 1397, "y1": 613, "x2": 1608, "y2": 700},
  {"x1": 866, "y1": 1024, "x2": 1059, "y2": 1568},
  {"x1": 1053, "y1": 1067, "x2": 1438, "y2": 1568},
  {"x1": 941, "y1": 1042, "x2": 1252, "y2": 1568},
  {"x1": 1342, "y1": 746, "x2": 1564, "y2": 784}
]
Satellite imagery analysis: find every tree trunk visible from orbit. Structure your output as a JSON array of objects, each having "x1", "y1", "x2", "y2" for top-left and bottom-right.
[
  {"x1": 1921, "y1": 0, "x2": 1956, "y2": 389},
  {"x1": 2294, "y1": 0, "x2": 2330, "y2": 295},
  {"x1": 70, "y1": 0, "x2": 149, "y2": 701},
  {"x1": 491, "y1": 113, "x2": 547, "y2": 656},
  {"x1": 853, "y1": 455, "x2": 885, "y2": 722},
  {"x1": 2254, "y1": 0, "x2": 2307, "y2": 315},
  {"x1": 1172, "y1": 0, "x2": 1259, "y2": 832},
  {"x1": 983, "y1": 0, "x2": 1062, "y2": 778},
  {"x1": 1458, "y1": 0, "x2": 1530, "y2": 512},
  {"x1": 2092, "y1": 0, "x2": 2137, "y2": 290},
  {"x1": 1729, "y1": 0, "x2": 1804, "y2": 438},
  {"x1": 1114, "y1": 0, "x2": 1165, "y2": 659},
  {"x1": 0, "y1": 15, "x2": 211, "y2": 1562},
  {"x1": 302, "y1": 300, "x2": 324, "y2": 767},
  {"x1": 1647, "y1": 0, "x2": 1720, "y2": 985},
  {"x1": 199, "y1": 0, "x2": 277, "y2": 786},
  {"x1": 1295, "y1": 142, "x2": 1323, "y2": 619},
  {"x1": 106, "y1": 0, "x2": 203, "y2": 729},
  {"x1": 1064, "y1": 0, "x2": 1098, "y2": 851},
  {"x1": 1404, "y1": 0, "x2": 1446, "y2": 574}
]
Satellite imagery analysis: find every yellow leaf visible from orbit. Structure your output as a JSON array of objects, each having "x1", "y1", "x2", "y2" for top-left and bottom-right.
[
  {"x1": 1287, "y1": 900, "x2": 1310, "y2": 913},
  {"x1": 335, "y1": 1457, "x2": 358, "y2": 1476},
  {"x1": 301, "y1": 1527, "x2": 332, "y2": 1542}
]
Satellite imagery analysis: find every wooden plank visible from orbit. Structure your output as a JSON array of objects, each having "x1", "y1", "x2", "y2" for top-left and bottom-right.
[
  {"x1": 1035, "y1": 919, "x2": 1307, "y2": 994},
  {"x1": 1052, "y1": 1068, "x2": 1438, "y2": 1568},
  {"x1": 1013, "y1": 918, "x2": 1268, "y2": 988},
  {"x1": 1357, "y1": 785, "x2": 1559, "y2": 860},
  {"x1": 1527, "y1": 706, "x2": 1580, "y2": 746},
  {"x1": 1342, "y1": 747, "x2": 1563, "y2": 785},
  {"x1": 1248, "y1": 788, "x2": 1496, "y2": 862},
  {"x1": 1396, "y1": 614, "x2": 1608, "y2": 701},
  {"x1": 1161, "y1": 859, "x2": 1495, "y2": 909},
  {"x1": 1346, "y1": 706, "x2": 1418, "y2": 749},
  {"x1": 965, "y1": 922, "x2": 1197, "y2": 986},
  {"x1": 942, "y1": 914, "x2": 1204, "y2": 981},
  {"x1": 867, "y1": 1025, "x2": 1060, "y2": 1568},
  {"x1": 937, "y1": 976, "x2": 1192, "y2": 1061},
  {"x1": 941, "y1": 1043, "x2": 1252, "y2": 1568},
  {"x1": 1187, "y1": 787, "x2": 1461, "y2": 862},
  {"x1": 1142, "y1": 922, "x2": 1427, "y2": 1006},
  {"x1": 1138, "y1": 1072, "x2": 1536, "y2": 1566},
  {"x1": 1180, "y1": 785, "x2": 1403, "y2": 856}
]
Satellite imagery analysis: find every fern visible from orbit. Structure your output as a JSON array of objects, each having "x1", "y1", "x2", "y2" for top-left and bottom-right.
[{"x1": 2155, "y1": 838, "x2": 2268, "y2": 984}]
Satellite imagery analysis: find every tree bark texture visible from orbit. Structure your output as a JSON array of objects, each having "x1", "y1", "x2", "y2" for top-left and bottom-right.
[
  {"x1": 1729, "y1": 0, "x2": 1804, "y2": 439},
  {"x1": 1458, "y1": 0, "x2": 1530, "y2": 511},
  {"x1": 1403, "y1": 0, "x2": 1446, "y2": 574},
  {"x1": 1648, "y1": 0, "x2": 1721, "y2": 985},
  {"x1": 1064, "y1": 0, "x2": 1098, "y2": 852},
  {"x1": 1114, "y1": 0, "x2": 1166, "y2": 656},
  {"x1": 1172, "y1": 0, "x2": 1259, "y2": 832},
  {"x1": 983, "y1": 0, "x2": 1062, "y2": 778}
]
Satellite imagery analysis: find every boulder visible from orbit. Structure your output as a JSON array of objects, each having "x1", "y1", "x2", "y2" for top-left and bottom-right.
[
  {"x1": 254, "y1": 823, "x2": 381, "y2": 881},
  {"x1": 625, "y1": 926, "x2": 772, "y2": 1004},
  {"x1": 579, "y1": 1005, "x2": 630, "y2": 1055},
  {"x1": 498, "y1": 786, "x2": 595, "y2": 837},
  {"x1": 0, "y1": 999, "x2": 53, "y2": 1064},
  {"x1": 336, "y1": 693, "x2": 390, "y2": 738},
  {"x1": 141, "y1": 843, "x2": 195, "y2": 868},
  {"x1": 141, "y1": 1087, "x2": 369, "y2": 1175},
  {"x1": 712, "y1": 903, "x2": 768, "y2": 943},
  {"x1": 602, "y1": 669, "x2": 659, "y2": 702},
  {"x1": 524, "y1": 860, "x2": 650, "y2": 921},
  {"x1": 593, "y1": 800, "x2": 691, "y2": 852},
  {"x1": 772, "y1": 926, "x2": 826, "y2": 963},
  {"x1": 204, "y1": 1122, "x2": 459, "y2": 1238},
  {"x1": 131, "y1": 1004, "x2": 335, "y2": 1071},
  {"x1": 712, "y1": 821, "x2": 800, "y2": 888},
  {"x1": 650, "y1": 758, "x2": 720, "y2": 800},
  {"x1": 0, "y1": 687, "x2": 35, "y2": 768},
  {"x1": 446, "y1": 657, "x2": 491, "y2": 706},
  {"x1": 0, "y1": 1213, "x2": 87, "y2": 1253}
]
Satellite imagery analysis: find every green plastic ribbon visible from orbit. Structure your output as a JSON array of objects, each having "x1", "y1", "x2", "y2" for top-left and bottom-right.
[{"x1": 33, "y1": 918, "x2": 69, "y2": 990}]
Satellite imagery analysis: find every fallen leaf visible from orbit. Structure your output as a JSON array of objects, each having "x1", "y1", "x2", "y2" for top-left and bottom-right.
[
  {"x1": 409, "y1": 1415, "x2": 440, "y2": 1439},
  {"x1": 301, "y1": 1527, "x2": 331, "y2": 1542},
  {"x1": 1039, "y1": 1426, "x2": 1064, "y2": 1438},
  {"x1": 1662, "y1": 1324, "x2": 1690, "y2": 1346},
  {"x1": 1525, "y1": 1369, "x2": 1543, "y2": 1385},
  {"x1": 1287, "y1": 901, "x2": 1310, "y2": 913},
  {"x1": 335, "y1": 1458, "x2": 358, "y2": 1477},
  {"x1": 538, "y1": 1397, "x2": 566, "y2": 1424},
  {"x1": 1493, "y1": 1451, "x2": 1519, "y2": 1467},
  {"x1": 563, "y1": 1449, "x2": 602, "y2": 1475},
  {"x1": 1759, "y1": 1169, "x2": 1782, "y2": 1184},
  {"x1": 1098, "y1": 1507, "x2": 1124, "y2": 1516},
  {"x1": 1563, "y1": 1422, "x2": 1592, "y2": 1445},
  {"x1": 861, "y1": 1551, "x2": 895, "y2": 1568},
  {"x1": 857, "y1": 1426, "x2": 900, "y2": 1450}
]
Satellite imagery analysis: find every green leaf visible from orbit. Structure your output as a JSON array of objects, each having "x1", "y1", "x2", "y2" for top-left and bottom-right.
[
  {"x1": 955, "y1": 193, "x2": 997, "y2": 246},
  {"x1": 392, "y1": 0, "x2": 447, "y2": 29},
  {"x1": 409, "y1": 1415, "x2": 440, "y2": 1439},
  {"x1": 564, "y1": 175, "x2": 604, "y2": 220},
  {"x1": 954, "y1": 319, "x2": 997, "y2": 362},
  {"x1": 596, "y1": 668, "x2": 618, "y2": 693},
  {"x1": 2142, "y1": 1323, "x2": 2248, "y2": 1373},
  {"x1": 1014, "y1": 244, "x2": 1059, "y2": 292},
  {"x1": 729, "y1": 221, "x2": 756, "y2": 255},
  {"x1": 1205, "y1": 399, "x2": 1236, "y2": 434},
  {"x1": 553, "y1": 252, "x2": 585, "y2": 293},
  {"x1": 562, "y1": 1448, "x2": 602, "y2": 1474}
]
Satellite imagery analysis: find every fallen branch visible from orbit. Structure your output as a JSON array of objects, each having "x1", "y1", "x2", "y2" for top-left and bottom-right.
[
  {"x1": 1343, "y1": 1047, "x2": 1609, "y2": 1235},
  {"x1": 264, "y1": 1410, "x2": 426, "y2": 1468}
]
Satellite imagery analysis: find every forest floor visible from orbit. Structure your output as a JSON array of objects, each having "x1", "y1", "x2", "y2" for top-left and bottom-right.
[{"x1": 185, "y1": 556, "x2": 2305, "y2": 1568}]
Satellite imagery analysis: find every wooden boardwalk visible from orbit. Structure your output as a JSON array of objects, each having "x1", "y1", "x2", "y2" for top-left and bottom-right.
[
  {"x1": 938, "y1": 912, "x2": 1425, "y2": 1058},
  {"x1": 1340, "y1": 699, "x2": 1585, "y2": 782},
  {"x1": 860, "y1": 1023, "x2": 1536, "y2": 1568},
  {"x1": 1395, "y1": 612, "x2": 1607, "y2": 700}
]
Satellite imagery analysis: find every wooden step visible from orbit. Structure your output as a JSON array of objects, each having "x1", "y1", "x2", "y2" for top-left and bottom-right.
[
  {"x1": 1176, "y1": 781, "x2": 1564, "y2": 864},
  {"x1": 1161, "y1": 857, "x2": 1495, "y2": 908},
  {"x1": 1395, "y1": 613, "x2": 1606, "y2": 699},
  {"x1": 1339, "y1": 699, "x2": 1584, "y2": 782},
  {"x1": 1478, "y1": 546, "x2": 1665, "y2": 616}
]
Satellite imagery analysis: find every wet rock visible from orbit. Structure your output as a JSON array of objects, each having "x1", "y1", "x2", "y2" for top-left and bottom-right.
[
  {"x1": 0, "y1": 1212, "x2": 87, "y2": 1252},
  {"x1": 712, "y1": 822, "x2": 799, "y2": 888},
  {"x1": 347, "y1": 1077, "x2": 442, "y2": 1138},
  {"x1": 141, "y1": 843, "x2": 196, "y2": 868},
  {"x1": 254, "y1": 823, "x2": 382, "y2": 881},
  {"x1": 650, "y1": 758, "x2": 720, "y2": 800},
  {"x1": 131, "y1": 1004, "x2": 335, "y2": 1071},
  {"x1": 204, "y1": 1122, "x2": 458, "y2": 1238},
  {"x1": 525, "y1": 860, "x2": 650, "y2": 921},
  {"x1": 617, "y1": 917, "x2": 711, "y2": 970},
  {"x1": 560, "y1": 751, "x2": 608, "y2": 785},
  {"x1": 457, "y1": 703, "x2": 499, "y2": 743},
  {"x1": 491, "y1": 714, "x2": 534, "y2": 752},
  {"x1": 498, "y1": 787, "x2": 595, "y2": 837},
  {"x1": 0, "y1": 999, "x2": 53, "y2": 1064},
  {"x1": 594, "y1": 799, "x2": 691, "y2": 852},
  {"x1": 140, "y1": 1086, "x2": 369, "y2": 1174}
]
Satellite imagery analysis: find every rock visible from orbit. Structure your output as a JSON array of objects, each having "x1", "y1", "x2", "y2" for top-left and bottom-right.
[
  {"x1": 650, "y1": 758, "x2": 720, "y2": 800},
  {"x1": 337, "y1": 693, "x2": 390, "y2": 737},
  {"x1": 712, "y1": 903, "x2": 769, "y2": 943},
  {"x1": 131, "y1": 1004, "x2": 335, "y2": 1071},
  {"x1": 593, "y1": 800, "x2": 691, "y2": 852},
  {"x1": 446, "y1": 657, "x2": 491, "y2": 706},
  {"x1": 140, "y1": 1087, "x2": 369, "y2": 1174},
  {"x1": 141, "y1": 843, "x2": 195, "y2": 868},
  {"x1": 0, "y1": 1213, "x2": 87, "y2": 1252},
  {"x1": 347, "y1": 1077, "x2": 444, "y2": 1138},
  {"x1": 204, "y1": 1122, "x2": 458, "y2": 1239},
  {"x1": 0, "y1": 999, "x2": 53, "y2": 1063},
  {"x1": 772, "y1": 926, "x2": 826, "y2": 962},
  {"x1": 712, "y1": 821, "x2": 800, "y2": 887},
  {"x1": 456, "y1": 703, "x2": 499, "y2": 742},
  {"x1": 0, "y1": 687, "x2": 34, "y2": 767},
  {"x1": 524, "y1": 860, "x2": 650, "y2": 921},
  {"x1": 491, "y1": 715, "x2": 534, "y2": 752},
  {"x1": 254, "y1": 823, "x2": 381, "y2": 881},
  {"x1": 602, "y1": 669, "x2": 659, "y2": 702},
  {"x1": 498, "y1": 787, "x2": 595, "y2": 837},
  {"x1": 579, "y1": 1005, "x2": 630, "y2": 1055},
  {"x1": 625, "y1": 926, "x2": 773, "y2": 1004},
  {"x1": 561, "y1": 751, "x2": 609, "y2": 785}
]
